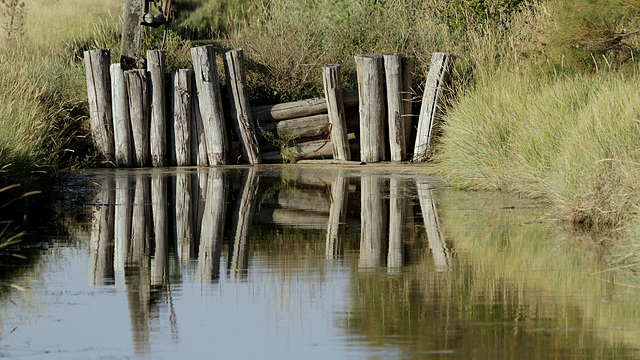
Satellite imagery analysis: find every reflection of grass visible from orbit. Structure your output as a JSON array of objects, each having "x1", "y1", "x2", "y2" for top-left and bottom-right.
[{"x1": 0, "y1": 184, "x2": 41, "y2": 258}]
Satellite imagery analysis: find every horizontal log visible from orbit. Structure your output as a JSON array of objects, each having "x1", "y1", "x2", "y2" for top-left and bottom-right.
[
  {"x1": 252, "y1": 91, "x2": 359, "y2": 122},
  {"x1": 253, "y1": 208, "x2": 329, "y2": 230},
  {"x1": 262, "y1": 133, "x2": 356, "y2": 163}
]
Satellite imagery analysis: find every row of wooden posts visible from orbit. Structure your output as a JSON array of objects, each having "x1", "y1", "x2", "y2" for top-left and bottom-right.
[{"x1": 84, "y1": 46, "x2": 452, "y2": 167}]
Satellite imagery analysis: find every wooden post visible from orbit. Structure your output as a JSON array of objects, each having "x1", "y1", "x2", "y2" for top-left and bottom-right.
[
  {"x1": 355, "y1": 55, "x2": 386, "y2": 163},
  {"x1": 191, "y1": 45, "x2": 229, "y2": 165},
  {"x1": 388, "y1": 178, "x2": 404, "y2": 269},
  {"x1": 413, "y1": 52, "x2": 453, "y2": 162},
  {"x1": 229, "y1": 167, "x2": 259, "y2": 279},
  {"x1": 416, "y1": 180, "x2": 450, "y2": 271},
  {"x1": 125, "y1": 69, "x2": 150, "y2": 167},
  {"x1": 175, "y1": 170, "x2": 194, "y2": 261},
  {"x1": 191, "y1": 80, "x2": 209, "y2": 166},
  {"x1": 84, "y1": 49, "x2": 115, "y2": 161},
  {"x1": 110, "y1": 64, "x2": 132, "y2": 167},
  {"x1": 326, "y1": 171, "x2": 348, "y2": 259},
  {"x1": 171, "y1": 69, "x2": 193, "y2": 166},
  {"x1": 322, "y1": 64, "x2": 351, "y2": 161},
  {"x1": 147, "y1": 50, "x2": 167, "y2": 167},
  {"x1": 151, "y1": 172, "x2": 168, "y2": 286},
  {"x1": 114, "y1": 175, "x2": 132, "y2": 272},
  {"x1": 359, "y1": 176, "x2": 388, "y2": 269},
  {"x1": 384, "y1": 54, "x2": 406, "y2": 161},
  {"x1": 90, "y1": 177, "x2": 115, "y2": 285},
  {"x1": 120, "y1": 0, "x2": 144, "y2": 68},
  {"x1": 224, "y1": 49, "x2": 261, "y2": 164},
  {"x1": 197, "y1": 168, "x2": 227, "y2": 283},
  {"x1": 402, "y1": 56, "x2": 415, "y2": 155}
]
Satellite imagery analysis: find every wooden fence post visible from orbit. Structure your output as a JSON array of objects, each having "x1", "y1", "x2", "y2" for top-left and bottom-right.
[
  {"x1": 191, "y1": 45, "x2": 229, "y2": 165},
  {"x1": 191, "y1": 77, "x2": 209, "y2": 166},
  {"x1": 224, "y1": 49, "x2": 261, "y2": 164},
  {"x1": 402, "y1": 56, "x2": 415, "y2": 156},
  {"x1": 384, "y1": 54, "x2": 406, "y2": 161},
  {"x1": 110, "y1": 63, "x2": 132, "y2": 167},
  {"x1": 84, "y1": 49, "x2": 115, "y2": 162},
  {"x1": 120, "y1": 0, "x2": 143, "y2": 68},
  {"x1": 147, "y1": 50, "x2": 167, "y2": 167},
  {"x1": 355, "y1": 55, "x2": 386, "y2": 163},
  {"x1": 124, "y1": 69, "x2": 150, "y2": 167},
  {"x1": 413, "y1": 52, "x2": 453, "y2": 162},
  {"x1": 322, "y1": 64, "x2": 351, "y2": 161},
  {"x1": 171, "y1": 69, "x2": 193, "y2": 166}
]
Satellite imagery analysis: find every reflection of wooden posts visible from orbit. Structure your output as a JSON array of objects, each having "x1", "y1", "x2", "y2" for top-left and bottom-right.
[
  {"x1": 90, "y1": 178, "x2": 115, "y2": 285},
  {"x1": 191, "y1": 169, "x2": 207, "y2": 247},
  {"x1": 326, "y1": 171, "x2": 348, "y2": 258},
  {"x1": 151, "y1": 172, "x2": 168, "y2": 286},
  {"x1": 172, "y1": 69, "x2": 193, "y2": 166},
  {"x1": 197, "y1": 168, "x2": 227, "y2": 283},
  {"x1": 322, "y1": 64, "x2": 351, "y2": 160},
  {"x1": 125, "y1": 69, "x2": 150, "y2": 167},
  {"x1": 114, "y1": 175, "x2": 132, "y2": 272},
  {"x1": 402, "y1": 57, "x2": 415, "y2": 154},
  {"x1": 384, "y1": 54, "x2": 406, "y2": 161},
  {"x1": 130, "y1": 174, "x2": 151, "y2": 264},
  {"x1": 359, "y1": 176, "x2": 388, "y2": 268},
  {"x1": 191, "y1": 45, "x2": 229, "y2": 165},
  {"x1": 416, "y1": 180, "x2": 450, "y2": 271},
  {"x1": 84, "y1": 49, "x2": 115, "y2": 161},
  {"x1": 110, "y1": 63, "x2": 132, "y2": 167},
  {"x1": 388, "y1": 178, "x2": 404, "y2": 268},
  {"x1": 147, "y1": 50, "x2": 167, "y2": 167},
  {"x1": 224, "y1": 49, "x2": 261, "y2": 164},
  {"x1": 355, "y1": 55, "x2": 386, "y2": 163},
  {"x1": 229, "y1": 167, "x2": 259, "y2": 278},
  {"x1": 175, "y1": 171, "x2": 194, "y2": 260},
  {"x1": 413, "y1": 52, "x2": 453, "y2": 162}
]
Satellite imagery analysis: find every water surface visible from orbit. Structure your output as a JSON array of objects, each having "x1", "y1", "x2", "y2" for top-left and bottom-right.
[{"x1": 1, "y1": 165, "x2": 639, "y2": 359}]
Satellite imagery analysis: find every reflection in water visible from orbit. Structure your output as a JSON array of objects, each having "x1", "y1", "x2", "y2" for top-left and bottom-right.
[{"x1": 20, "y1": 166, "x2": 638, "y2": 359}]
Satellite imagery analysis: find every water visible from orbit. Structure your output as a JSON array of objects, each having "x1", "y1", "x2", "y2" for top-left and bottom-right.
[{"x1": 1, "y1": 165, "x2": 640, "y2": 359}]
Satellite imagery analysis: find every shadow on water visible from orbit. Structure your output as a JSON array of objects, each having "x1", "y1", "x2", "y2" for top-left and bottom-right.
[{"x1": 2, "y1": 165, "x2": 640, "y2": 359}]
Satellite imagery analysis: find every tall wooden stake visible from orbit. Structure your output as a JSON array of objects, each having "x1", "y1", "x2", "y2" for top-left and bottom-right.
[
  {"x1": 125, "y1": 69, "x2": 150, "y2": 167},
  {"x1": 355, "y1": 55, "x2": 386, "y2": 163},
  {"x1": 171, "y1": 69, "x2": 193, "y2": 167},
  {"x1": 322, "y1": 64, "x2": 351, "y2": 161},
  {"x1": 111, "y1": 63, "x2": 132, "y2": 167},
  {"x1": 147, "y1": 50, "x2": 167, "y2": 167},
  {"x1": 84, "y1": 49, "x2": 115, "y2": 162},
  {"x1": 384, "y1": 54, "x2": 406, "y2": 161}
]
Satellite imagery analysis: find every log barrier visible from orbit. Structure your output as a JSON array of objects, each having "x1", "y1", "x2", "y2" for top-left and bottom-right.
[{"x1": 84, "y1": 47, "x2": 451, "y2": 167}]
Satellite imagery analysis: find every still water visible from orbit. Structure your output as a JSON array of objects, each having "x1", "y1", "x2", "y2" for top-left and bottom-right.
[{"x1": 1, "y1": 165, "x2": 640, "y2": 359}]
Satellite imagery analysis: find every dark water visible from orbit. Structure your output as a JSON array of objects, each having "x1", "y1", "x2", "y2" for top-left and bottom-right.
[{"x1": 1, "y1": 165, "x2": 640, "y2": 359}]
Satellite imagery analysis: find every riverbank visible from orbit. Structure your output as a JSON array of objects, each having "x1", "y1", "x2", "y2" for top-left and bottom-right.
[{"x1": 2, "y1": 0, "x2": 640, "y2": 234}]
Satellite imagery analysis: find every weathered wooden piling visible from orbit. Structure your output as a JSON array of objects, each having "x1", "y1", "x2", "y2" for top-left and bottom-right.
[
  {"x1": 147, "y1": 50, "x2": 167, "y2": 167},
  {"x1": 384, "y1": 54, "x2": 406, "y2": 161},
  {"x1": 84, "y1": 49, "x2": 115, "y2": 161},
  {"x1": 322, "y1": 64, "x2": 351, "y2": 161},
  {"x1": 110, "y1": 63, "x2": 132, "y2": 167},
  {"x1": 401, "y1": 56, "x2": 415, "y2": 154},
  {"x1": 171, "y1": 69, "x2": 193, "y2": 167},
  {"x1": 224, "y1": 49, "x2": 261, "y2": 164},
  {"x1": 413, "y1": 52, "x2": 453, "y2": 162},
  {"x1": 120, "y1": 0, "x2": 144, "y2": 68},
  {"x1": 261, "y1": 133, "x2": 356, "y2": 162},
  {"x1": 355, "y1": 55, "x2": 386, "y2": 163},
  {"x1": 125, "y1": 69, "x2": 150, "y2": 167},
  {"x1": 191, "y1": 45, "x2": 229, "y2": 165},
  {"x1": 191, "y1": 83, "x2": 209, "y2": 166}
]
